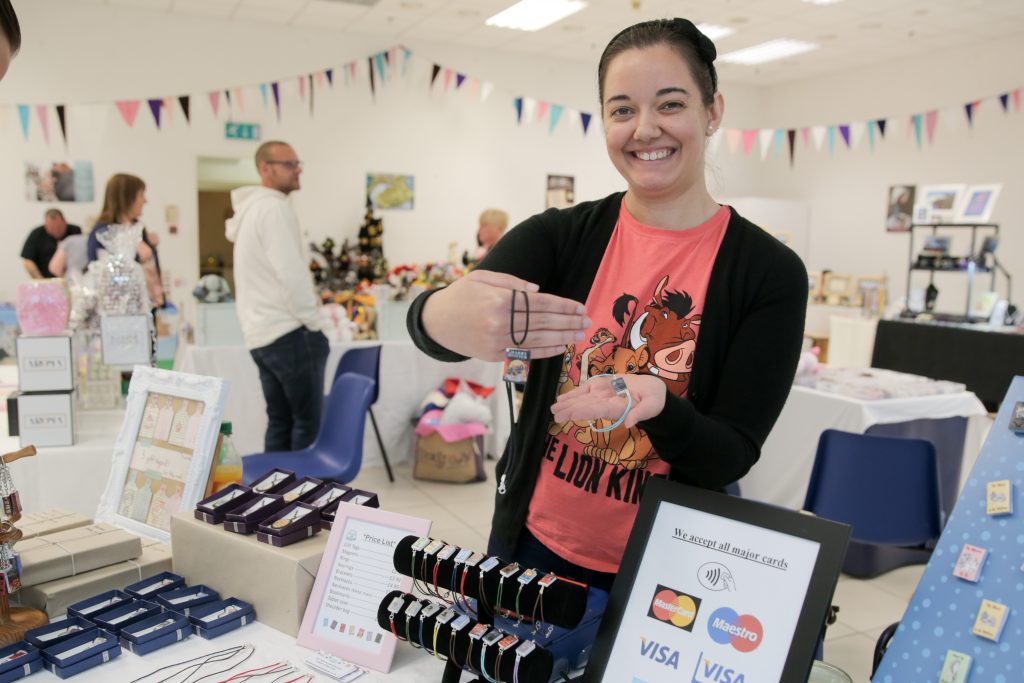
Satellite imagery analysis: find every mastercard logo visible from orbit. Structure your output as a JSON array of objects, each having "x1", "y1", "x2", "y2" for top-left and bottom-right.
[{"x1": 646, "y1": 584, "x2": 702, "y2": 632}]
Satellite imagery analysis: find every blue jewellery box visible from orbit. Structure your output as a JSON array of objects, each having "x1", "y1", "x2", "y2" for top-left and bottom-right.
[
  {"x1": 155, "y1": 584, "x2": 220, "y2": 615},
  {"x1": 194, "y1": 483, "x2": 256, "y2": 524},
  {"x1": 256, "y1": 502, "x2": 321, "y2": 548},
  {"x1": 67, "y1": 590, "x2": 133, "y2": 623},
  {"x1": 0, "y1": 642, "x2": 41, "y2": 683},
  {"x1": 249, "y1": 468, "x2": 296, "y2": 495},
  {"x1": 24, "y1": 617, "x2": 94, "y2": 649},
  {"x1": 223, "y1": 493, "x2": 286, "y2": 534},
  {"x1": 125, "y1": 571, "x2": 187, "y2": 600},
  {"x1": 92, "y1": 600, "x2": 163, "y2": 635},
  {"x1": 276, "y1": 476, "x2": 324, "y2": 504},
  {"x1": 41, "y1": 629, "x2": 120, "y2": 679},
  {"x1": 119, "y1": 611, "x2": 192, "y2": 656},
  {"x1": 188, "y1": 598, "x2": 255, "y2": 640}
]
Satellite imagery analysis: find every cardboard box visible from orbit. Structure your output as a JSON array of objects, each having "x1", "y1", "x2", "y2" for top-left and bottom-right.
[
  {"x1": 414, "y1": 432, "x2": 486, "y2": 483},
  {"x1": 171, "y1": 511, "x2": 328, "y2": 637},
  {"x1": 15, "y1": 391, "x2": 75, "y2": 448},
  {"x1": 13, "y1": 540, "x2": 172, "y2": 619},
  {"x1": 18, "y1": 509, "x2": 93, "y2": 540},
  {"x1": 16, "y1": 335, "x2": 73, "y2": 392},
  {"x1": 18, "y1": 524, "x2": 144, "y2": 587}
]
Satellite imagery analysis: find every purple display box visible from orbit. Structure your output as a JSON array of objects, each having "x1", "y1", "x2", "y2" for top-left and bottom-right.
[
  {"x1": 223, "y1": 493, "x2": 287, "y2": 534},
  {"x1": 194, "y1": 484, "x2": 256, "y2": 525},
  {"x1": 249, "y1": 468, "x2": 295, "y2": 495},
  {"x1": 256, "y1": 502, "x2": 321, "y2": 547}
]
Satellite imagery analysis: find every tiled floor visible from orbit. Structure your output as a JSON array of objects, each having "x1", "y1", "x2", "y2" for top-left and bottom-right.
[{"x1": 348, "y1": 458, "x2": 920, "y2": 683}]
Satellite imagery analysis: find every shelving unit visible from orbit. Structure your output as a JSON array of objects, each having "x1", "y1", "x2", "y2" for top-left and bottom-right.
[{"x1": 903, "y1": 222, "x2": 1000, "y2": 322}]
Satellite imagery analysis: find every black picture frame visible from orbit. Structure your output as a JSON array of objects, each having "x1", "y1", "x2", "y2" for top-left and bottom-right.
[{"x1": 584, "y1": 478, "x2": 851, "y2": 683}]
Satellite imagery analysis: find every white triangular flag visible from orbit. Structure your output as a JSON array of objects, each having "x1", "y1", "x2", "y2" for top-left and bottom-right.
[
  {"x1": 810, "y1": 125, "x2": 826, "y2": 151},
  {"x1": 758, "y1": 128, "x2": 773, "y2": 160}
]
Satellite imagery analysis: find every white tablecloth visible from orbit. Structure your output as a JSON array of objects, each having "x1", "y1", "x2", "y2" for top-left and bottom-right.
[
  {"x1": 739, "y1": 385, "x2": 988, "y2": 510},
  {"x1": 177, "y1": 340, "x2": 511, "y2": 465}
]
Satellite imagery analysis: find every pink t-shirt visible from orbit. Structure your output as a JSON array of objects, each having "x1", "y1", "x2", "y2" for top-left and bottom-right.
[{"x1": 525, "y1": 199, "x2": 730, "y2": 573}]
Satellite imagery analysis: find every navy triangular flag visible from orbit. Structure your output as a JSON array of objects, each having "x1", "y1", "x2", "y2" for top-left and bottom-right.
[
  {"x1": 368, "y1": 57, "x2": 376, "y2": 96},
  {"x1": 514, "y1": 97, "x2": 523, "y2": 124},
  {"x1": 580, "y1": 112, "x2": 592, "y2": 134},
  {"x1": 430, "y1": 64, "x2": 441, "y2": 88},
  {"x1": 271, "y1": 81, "x2": 280, "y2": 121},
  {"x1": 999, "y1": 93, "x2": 1009, "y2": 112},
  {"x1": 224, "y1": 89, "x2": 232, "y2": 108},
  {"x1": 178, "y1": 95, "x2": 190, "y2": 123},
  {"x1": 787, "y1": 129, "x2": 796, "y2": 167},
  {"x1": 56, "y1": 105, "x2": 67, "y2": 146},
  {"x1": 326, "y1": 69, "x2": 334, "y2": 87},
  {"x1": 456, "y1": 73, "x2": 466, "y2": 89},
  {"x1": 877, "y1": 119, "x2": 887, "y2": 137}
]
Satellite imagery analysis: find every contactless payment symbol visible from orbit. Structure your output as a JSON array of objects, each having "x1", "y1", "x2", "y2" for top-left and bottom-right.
[
  {"x1": 707, "y1": 607, "x2": 763, "y2": 653},
  {"x1": 698, "y1": 562, "x2": 736, "y2": 592},
  {"x1": 647, "y1": 584, "x2": 702, "y2": 631}
]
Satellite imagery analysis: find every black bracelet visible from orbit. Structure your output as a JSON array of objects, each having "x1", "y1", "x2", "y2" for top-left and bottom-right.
[{"x1": 510, "y1": 290, "x2": 529, "y2": 346}]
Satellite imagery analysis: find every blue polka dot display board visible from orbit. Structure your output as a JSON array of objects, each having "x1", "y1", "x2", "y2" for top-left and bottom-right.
[{"x1": 874, "y1": 376, "x2": 1024, "y2": 682}]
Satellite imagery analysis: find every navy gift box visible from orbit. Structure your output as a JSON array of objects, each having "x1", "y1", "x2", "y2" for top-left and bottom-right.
[
  {"x1": 41, "y1": 629, "x2": 120, "y2": 679},
  {"x1": 119, "y1": 611, "x2": 192, "y2": 655},
  {"x1": 155, "y1": 584, "x2": 220, "y2": 615},
  {"x1": 67, "y1": 590, "x2": 133, "y2": 623},
  {"x1": 195, "y1": 484, "x2": 256, "y2": 525},
  {"x1": 188, "y1": 598, "x2": 255, "y2": 640},
  {"x1": 0, "y1": 642, "x2": 41, "y2": 683},
  {"x1": 125, "y1": 571, "x2": 186, "y2": 600},
  {"x1": 92, "y1": 600, "x2": 162, "y2": 635},
  {"x1": 24, "y1": 617, "x2": 94, "y2": 649}
]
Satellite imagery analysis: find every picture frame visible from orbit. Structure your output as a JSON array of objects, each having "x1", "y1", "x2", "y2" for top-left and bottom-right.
[
  {"x1": 100, "y1": 315, "x2": 152, "y2": 367},
  {"x1": 912, "y1": 203, "x2": 933, "y2": 225},
  {"x1": 807, "y1": 272, "x2": 823, "y2": 302},
  {"x1": 854, "y1": 275, "x2": 887, "y2": 312},
  {"x1": 821, "y1": 273, "x2": 852, "y2": 305},
  {"x1": 955, "y1": 183, "x2": 1002, "y2": 223},
  {"x1": 95, "y1": 367, "x2": 229, "y2": 543},
  {"x1": 584, "y1": 478, "x2": 850, "y2": 683},
  {"x1": 918, "y1": 184, "x2": 966, "y2": 223},
  {"x1": 885, "y1": 185, "x2": 915, "y2": 233},
  {"x1": 297, "y1": 504, "x2": 431, "y2": 673}
]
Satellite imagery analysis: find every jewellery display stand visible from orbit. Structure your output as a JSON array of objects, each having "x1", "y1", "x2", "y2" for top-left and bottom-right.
[
  {"x1": 391, "y1": 535, "x2": 589, "y2": 682},
  {"x1": 0, "y1": 446, "x2": 49, "y2": 646}
]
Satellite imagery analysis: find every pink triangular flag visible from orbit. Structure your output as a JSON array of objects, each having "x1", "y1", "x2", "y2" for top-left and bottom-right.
[
  {"x1": 349, "y1": 62, "x2": 357, "y2": 80},
  {"x1": 443, "y1": 68, "x2": 452, "y2": 91},
  {"x1": 1013, "y1": 89, "x2": 1021, "y2": 112},
  {"x1": 536, "y1": 101, "x2": 549, "y2": 121},
  {"x1": 163, "y1": 97, "x2": 174, "y2": 123},
  {"x1": 800, "y1": 127, "x2": 810, "y2": 147},
  {"x1": 36, "y1": 105, "x2": 50, "y2": 144},
  {"x1": 235, "y1": 88, "x2": 245, "y2": 113},
  {"x1": 298, "y1": 75, "x2": 306, "y2": 100},
  {"x1": 208, "y1": 91, "x2": 221, "y2": 117},
  {"x1": 315, "y1": 72, "x2": 325, "y2": 88},
  {"x1": 925, "y1": 110, "x2": 938, "y2": 144},
  {"x1": 726, "y1": 128, "x2": 741, "y2": 154},
  {"x1": 116, "y1": 100, "x2": 141, "y2": 127},
  {"x1": 741, "y1": 129, "x2": 758, "y2": 155},
  {"x1": 469, "y1": 78, "x2": 480, "y2": 100}
]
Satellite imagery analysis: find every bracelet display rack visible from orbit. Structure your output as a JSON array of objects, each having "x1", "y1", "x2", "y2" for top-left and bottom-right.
[{"x1": 387, "y1": 535, "x2": 589, "y2": 682}]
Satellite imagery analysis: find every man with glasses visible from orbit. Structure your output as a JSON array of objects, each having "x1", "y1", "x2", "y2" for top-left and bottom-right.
[{"x1": 226, "y1": 141, "x2": 329, "y2": 452}]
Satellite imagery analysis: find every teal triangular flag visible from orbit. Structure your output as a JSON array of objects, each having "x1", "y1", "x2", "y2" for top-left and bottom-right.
[
  {"x1": 17, "y1": 104, "x2": 30, "y2": 139},
  {"x1": 549, "y1": 104, "x2": 563, "y2": 133}
]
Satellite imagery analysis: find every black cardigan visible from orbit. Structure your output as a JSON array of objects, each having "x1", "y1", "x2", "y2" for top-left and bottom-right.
[{"x1": 408, "y1": 192, "x2": 808, "y2": 553}]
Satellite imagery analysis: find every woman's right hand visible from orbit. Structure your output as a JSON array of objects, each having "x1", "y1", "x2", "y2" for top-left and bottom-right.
[{"x1": 421, "y1": 269, "x2": 591, "y2": 362}]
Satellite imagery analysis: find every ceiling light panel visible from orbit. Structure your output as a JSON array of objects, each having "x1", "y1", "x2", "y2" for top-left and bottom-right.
[
  {"x1": 718, "y1": 38, "x2": 819, "y2": 65},
  {"x1": 696, "y1": 23, "x2": 735, "y2": 41},
  {"x1": 485, "y1": 0, "x2": 587, "y2": 32}
]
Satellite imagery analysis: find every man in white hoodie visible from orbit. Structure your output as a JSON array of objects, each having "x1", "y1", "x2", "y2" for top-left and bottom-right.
[{"x1": 226, "y1": 141, "x2": 329, "y2": 452}]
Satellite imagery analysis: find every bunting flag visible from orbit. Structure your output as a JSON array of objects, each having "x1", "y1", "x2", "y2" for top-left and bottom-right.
[
  {"x1": 758, "y1": 128, "x2": 772, "y2": 160},
  {"x1": 36, "y1": 105, "x2": 50, "y2": 144},
  {"x1": 877, "y1": 119, "x2": 887, "y2": 138},
  {"x1": 800, "y1": 127, "x2": 810, "y2": 148},
  {"x1": 315, "y1": 72, "x2": 325, "y2": 88},
  {"x1": 179, "y1": 95, "x2": 190, "y2": 123},
  {"x1": 147, "y1": 98, "x2": 162, "y2": 129},
  {"x1": 368, "y1": 57, "x2": 376, "y2": 97},
  {"x1": 580, "y1": 111, "x2": 592, "y2": 135},
  {"x1": 469, "y1": 78, "x2": 480, "y2": 100},
  {"x1": 298, "y1": 76, "x2": 305, "y2": 101},
  {"x1": 838, "y1": 124, "x2": 851, "y2": 148},
  {"x1": 964, "y1": 100, "x2": 979, "y2": 126},
  {"x1": 348, "y1": 62, "x2": 357, "y2": 82},
  {"x1": 910, "y1": 114, "x2": 923, "y2": 148},
  {"x1": 402, "y1": 48, "x2": 412, "y2": 76},
  {"x1": 17, "y1": 104, "x2": 29, "y2": 140},
  {"x1": 849, "y1": 121, "x2": 865, "y2": 149},
  {"x1": 208, "y1": 91, "x2": 220, "y2": 117},
  {"x1": 56, "y1": 105, "x2": 67, "y2": 145},
  {"x1": 867, "y1": 121, "x2": 876, "y2": 150},
  {"x1": 726, "y1": 128, "x2": 741, "y2": 154},
  {"x1": 224, "y1": 89, "x2": 232, "y2": 110},
  {"x1": 1014, "y1": 89, "x2": 1021, "y2": 112},
  {"x1": 162, "y1": 97, "x2": 173, "y2": 124},
  {"x1": 480, "y1": 82, "x2": 494, "y2": 102},
  {"x1": 455, "y1": 73, "x2": 466, "y2": 89},
  {"x1": 925, "y1": 110, "x2": 938, "y2": 144},
  {"x1": 772, "y1": 128, "x2": 784, "y2": 157},
  {"x1": 536, "y1": 100, "x2": 549, "y2": 122},
  {"x1": 430, "y1": 64, "x2": 441, "y2": 88},
  {"x1": 810, "y1": 125, "x2": 825, "y2": 151},
  {"x1": 326, "y1": 68, "x2": 334, "y2": 87},
  {"x1": 999, "y1": 93, "x2": 1010, "y2": 112},
  {"x1": 271, "y1": 82, "x2": 281, "y2": 121},
  {"x1": 374, "y1": 53, "x2": 386, "y2": 87},
  {"x1": 514, "y1": 97, "x2": 523, "y2": 124},
  {"x1": 741, "y1": 129, "x2": 757, "y2": 155},
  {"x1": 235, "y1": 88, "x2": 245, "y2": 113},
  {"x1": 442, "y1": 68, "x2": 452, "y2": 92},
  {"x1": 259, "y1": 84, "x2": 268, "y2": 110},
  {"x1": 116, "y1": 100, "x2": 141, "y2": 127},
  {"x1": 522, "y1": 97, "x2": 537, "y2": 124},
  {"x1": 786, "y1": 129, "x2": 796, "y2": 166},
  {"x1": 549, "y1": 104, "x2": 563, "y2": 133},
  {"x1": 309, "y1": 74, "x2": 315, "y2": 115}
]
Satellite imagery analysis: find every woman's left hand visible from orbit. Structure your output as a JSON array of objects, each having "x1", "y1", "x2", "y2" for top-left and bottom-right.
[{"x1": 551, "y1": 374, "x2": 666, "y2": 429}]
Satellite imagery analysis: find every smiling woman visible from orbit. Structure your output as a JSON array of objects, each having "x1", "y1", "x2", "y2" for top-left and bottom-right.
[{"x1": 408, "y1": 17, "x2": 808, "y2": 588}]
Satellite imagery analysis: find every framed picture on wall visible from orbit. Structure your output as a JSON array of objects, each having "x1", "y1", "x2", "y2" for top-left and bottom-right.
[
  {"x1": 955, "y1": 184, "x2": 1002, "y2": 223},
  {"x1": 885, "y1": 185, "x2": 915, "y2": 232},
  {"x1": 95, "y1": 367, "x2": 229, "y2": 543},
  {"x1": 822, "y1": 273, "x2": 852, "y2": 305},
  {"x1": 546, "y1": 174, "x2": 575, "y2": 209},
  {"x1": 919, "y1": 184, "x2": 966, "y2": 223}
]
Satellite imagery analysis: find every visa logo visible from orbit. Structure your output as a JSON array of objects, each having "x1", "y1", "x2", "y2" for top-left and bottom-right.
[
  {"x1": 691, "y1": 651, "x2": 746, "y2": 682},
  {"x1": 640, "y1": 637, "x2": 680, "y2": 670}
]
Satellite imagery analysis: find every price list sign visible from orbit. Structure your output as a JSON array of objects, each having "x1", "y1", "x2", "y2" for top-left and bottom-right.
[{"x1": 298, "y1": 505, "x2": 431, "y2": 672}]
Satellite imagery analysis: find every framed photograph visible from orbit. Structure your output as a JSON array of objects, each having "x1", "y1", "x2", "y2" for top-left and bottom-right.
[
  {"x1": 24, "y1": 160, "x2": 96, "y2": 202},
  {"x1": 854, "y1": 275, "x2": 887, "y2": 312},
  {"x1": 546, "y1": 174, "x2": 575, "y2": 209},
  {"x1": 955, "y1": 183, "x2": 1002, "y2": 223},
  {"x1": 298, "y1": 505, "x2": 431, "y2": 673},
  {"x1": 100, "y1": 315, "x2": 152, "y2": 367},
  {"x1": 885, "y1": 185, "x2": 915, "y2": 232},
  {"x1": 366, "y1": 173, "x2": 414, "y2": 210},
  {"x1": 822, "y1": 273, "x2": 851, "y2": 305},
  {"x1": 95, "y1": 367, "x2": 229, "y2": 543},
  {"x1": 807, "y1": 272, "x2": 823, "y2": 302},
  {"x1": 584, "y1": 479, "x2": 849, "y2": 683},
  {"x1": 921, "y1": 235, "x2": 951, "y2": 256},
  {"x1": 913, "y1": 203, "x2": 933, "y2": 224},
  {"x1": 919, "y1": 184, "x2": 966, "y2": 223}
]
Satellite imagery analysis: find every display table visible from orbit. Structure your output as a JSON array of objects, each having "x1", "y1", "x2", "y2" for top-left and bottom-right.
[
  {"x1": 177, "y1": 340, "x2": 510, "y2": 463},
  {"x1": 739, "y1": 384, "x2": 988, "y2": 514},
  {"x1": 872, "y1": 318, "x2": 1024, "y2": 411}
]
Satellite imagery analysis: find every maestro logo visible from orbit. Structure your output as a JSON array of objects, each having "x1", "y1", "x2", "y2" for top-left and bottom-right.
[
  {"x1": 707, "y1": 607, "x2": 763, "y2": 653},
  {"x1": 698, "y1": 562, "x2": 737, "y2": 592},
  {"x1": 690, "y1": 651, "x2": 747, "y2": 682},
  {"x1": 639, "y1": 636, "x2": 681, "y2": 670},
  {"x1": 647, "y1": 584, "x2": 702, "y2": 631}
]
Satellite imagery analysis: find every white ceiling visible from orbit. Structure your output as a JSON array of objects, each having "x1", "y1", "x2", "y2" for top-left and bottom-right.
[{"x1": 84, "y1": 0, "x2": 1024, "y2": 85}]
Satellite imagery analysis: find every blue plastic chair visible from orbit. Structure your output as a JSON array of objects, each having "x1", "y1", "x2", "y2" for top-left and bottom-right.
[
  {"x1": 242, "y1": 373, "x2": 375, "y2": 485},
  {"x1": 333, "y1": 345, "x2": 394, "y2": 482},
  {"x1": 803, "y1": 429, "x2": 943, "y2": 576}
]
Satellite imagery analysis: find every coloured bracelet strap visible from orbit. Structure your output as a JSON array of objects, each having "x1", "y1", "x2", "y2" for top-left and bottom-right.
[{"x1": 589, "y1": 374, "x2": 632, "y2": 433}]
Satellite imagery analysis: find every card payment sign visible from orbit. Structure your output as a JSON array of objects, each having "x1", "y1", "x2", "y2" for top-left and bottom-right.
[{"x1": 647, "y1": 584, "x2": 701, "y2": 631}]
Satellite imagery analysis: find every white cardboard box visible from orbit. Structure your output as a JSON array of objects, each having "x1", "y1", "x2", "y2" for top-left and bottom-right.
[
  {"x1": 16, "y1": 335, "x2": 74, "y2": 392},
  {"x1": 17, "y1": 390, "x2": 75, "y2": 447}
]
